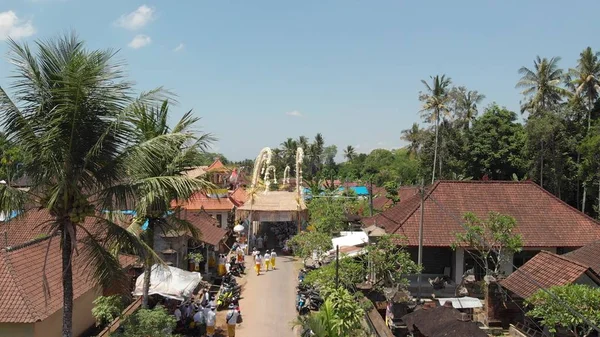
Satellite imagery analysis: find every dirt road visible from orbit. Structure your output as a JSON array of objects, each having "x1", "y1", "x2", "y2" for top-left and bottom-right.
[{"x1": 234, "y1": 254, "x2": 300, "y2": 337}]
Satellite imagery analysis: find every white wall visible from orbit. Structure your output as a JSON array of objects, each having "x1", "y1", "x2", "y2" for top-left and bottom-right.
[
  {"x1": 453, "y1": 248, "x2": 464, "y2": 284},
  {"x1": 208, "y1": 211, "x2": 228, "y2": 228}
]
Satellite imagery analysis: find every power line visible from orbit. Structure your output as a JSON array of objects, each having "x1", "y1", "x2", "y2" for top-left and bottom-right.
[{"x1": 426, "y1": 193, "x2": 600, "y2": 334}]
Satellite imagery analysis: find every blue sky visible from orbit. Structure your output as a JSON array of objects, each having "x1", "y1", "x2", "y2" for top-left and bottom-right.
[{"x1": 1, "y1": 1, "x2": 598, "y2": 161}]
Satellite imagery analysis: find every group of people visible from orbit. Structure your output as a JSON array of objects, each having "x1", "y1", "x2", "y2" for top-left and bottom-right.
[
  {"x1": 251, "y1": 247, "x2": 277, "y2": 276},
  {"x1": 173, "y1": 290, "x2": 241, "y2": 337},
  {"x1": 249, "y1": 233, "x2": 268, "y2": 250}
]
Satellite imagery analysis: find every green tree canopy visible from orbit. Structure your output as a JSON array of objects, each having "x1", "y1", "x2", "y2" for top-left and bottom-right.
[
  {"x1": 526, "y1": 284, "x2": 600, "y2": 337},
  {"x1": 467, "y1": 104, "x2": 528, "y2": 180}
]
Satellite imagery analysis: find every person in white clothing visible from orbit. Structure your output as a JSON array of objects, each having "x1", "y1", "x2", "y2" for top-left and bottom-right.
[
  {"x1": 254, "y1": 252, "x2": 262, "y2": 275},
  {"x1": 174, "y1": 307, "x2": 182, "y2": 322},
  {"x1": 256, "y1": 236, "x2": 264, "y2": 249},
  {"x1": 206, "y1": 305, "x2": 217, "y2": 337},
  {"x1": 263, "y1": 250, "x2": 271, "y2": 271},
  {"x1": 270, "y1": 250, "x2": 277, "y2": 269},
  {"x1": 226, "y1": 303, "x2": 240, "y2": 337},
  {"x1": 193, "y1": 307, "x2": 206, "y2": 335}
]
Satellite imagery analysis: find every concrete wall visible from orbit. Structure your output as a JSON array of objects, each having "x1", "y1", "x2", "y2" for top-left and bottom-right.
[
  {"x1": 153, "y1": 232, "x2": 188, "y2": 269},
  {"x1": 207, "y1": 211, "x2": 228, "y2": 228},
  {"x1": 0, "y1": 323, "x2": 34, "y2": 337},
  {"x1": 33, "y1": 286, "x2": 101, "y2": 337}
]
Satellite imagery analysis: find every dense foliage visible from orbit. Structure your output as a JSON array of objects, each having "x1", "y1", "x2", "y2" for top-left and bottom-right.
[
  {"x1": 526, "y1": 285, "x2": 600, "y2": 337},
  {"x1": 115, "y1": 306, "x2": 178, "y2": 337},
  {"x1": 91, "y1": 295, "x2": 124, "y2": 327},
  {"x1": 288, "y1": 231, "x2": 333, "y2": 263}
]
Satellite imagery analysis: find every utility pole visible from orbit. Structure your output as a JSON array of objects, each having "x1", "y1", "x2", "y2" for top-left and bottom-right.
[
  {"x1": 335, "y1": 245, "x2": 340, "y2": 288},
  {"x1": 369, "y1": 180, "x2": 374, "y2": 217},
  {"x1": 417, "y1": 178, "x2": 425, "y2": 302}
]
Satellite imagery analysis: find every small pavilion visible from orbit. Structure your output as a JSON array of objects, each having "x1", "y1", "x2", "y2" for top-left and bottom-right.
[{"x1": 235, "y1": 191, "x2": 308, "y2": 235}]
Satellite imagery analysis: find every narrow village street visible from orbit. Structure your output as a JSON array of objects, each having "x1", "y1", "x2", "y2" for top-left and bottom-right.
[{"x1": 234, "y1": 253, "x2": 300, "y2": 337}]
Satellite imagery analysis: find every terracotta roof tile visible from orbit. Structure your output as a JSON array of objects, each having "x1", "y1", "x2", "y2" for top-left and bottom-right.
[
  {"x1": 230, "y1": 188, "x2": 248, "y2": 206},
  {"x1": 372, "y1": 186, "x2": 420, "y2": 210},
  {"x1": 362, "y1": 181, "x2": 600, "y2": 247},
  {"x1": 0, "y1": 237, "x2": 98, "y2": 323},
  {"x1": 565, "y1": 240, "x2": 600, "y2": 275},
  {"x1": 499, "y1": 251, "x2": 597, "y2": 299},
  {"x1": 173, "y1": 192, "x2": 235, "y2": 211},
  {"x1": 206, "y1": 159, "x2": 228, "y2": 172},
  {"x1": 184, "y1": 211, "x2": 228, "y2": 246}
]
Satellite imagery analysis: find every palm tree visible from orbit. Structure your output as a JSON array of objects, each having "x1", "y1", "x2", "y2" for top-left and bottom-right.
[
  {"x1": 400, "y1": 123, "x2": 422, "y2": 157},
  {"x1": 420, "y1": 75, "x2": 452, "y2": 184},
  {"x1": 0, "y1": 34, "x2": 158, "y2": 337},
  {"x1": 281, "y1": 138, "x2": 298, "y2": 168},
  {"x1": 297, "y1": 135, "x2": 309, "y2": 151},
  {"x1": 343, "y1": 145, "x2": 356, "y2": 161},
  {"x1": 516, "y1": 56, "x2": 568, "y2": 115},
  {"x1": 569, "y1": 47, "x2": 600, "y2": 132},
  {"x1": 125, "y1": 100, "x2": 216, "y2": 308},
  {"x1": 451, "y1": 86, "x2": 485, "y2": 129}
]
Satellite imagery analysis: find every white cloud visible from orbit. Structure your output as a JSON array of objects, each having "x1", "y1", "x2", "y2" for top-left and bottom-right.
[
  {"x1": 285, "y1": 110, "x2": 303, "y2": 117},
  {"x1": 377, "y1": 141, "x2": 386, "y2": 146},
  {"x1": 116, "y1": 5, "x2": 155, "y2": 30},
  {"x1": 173, "y1": 43, "x2": 184, "y2": 52},
  {"x1": 0, "y1": 11, "x2": 35, "y2": 41},
  {"x1": 128, "y1": 34, "x2": 151, "y2": 49}
]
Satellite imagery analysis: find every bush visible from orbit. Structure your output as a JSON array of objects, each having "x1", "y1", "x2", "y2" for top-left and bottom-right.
[
  {"x1": 114, "y1": 305, "x2": 177, "y2": 337},
  {"x1": 92, "y1": 295, "x2": 123, "y2": 327}
]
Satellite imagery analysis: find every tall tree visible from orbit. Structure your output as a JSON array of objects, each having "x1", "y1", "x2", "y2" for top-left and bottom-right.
[
  {"x1": 467, "y1": 105, "x2": 528, "y2": 180},
  {"x1": 0, "y1": 34, "x2": 157, "y2": 337},
  {"x1": 569, "y1": 47, "x2": 600, "y2": 132},
  {"x1": 420, "y1": 75, "x2": 452, "y2": 183},
  {"x1": 126, "y1": 100, "x2": 215, "y2": 308},
  {"x1": 516, "y1": 56, "x2": 568, "y2": 115},
  {"x1": 400, "y1": 123, "x2": 423, "y2": 157},
  {"x1": 450, "y1": 86, "x2": 486, "y2": 129},
  {"x1": 281, "y1": 137, "x2": 298, "y2": 169},
  {"x1": 344, "y1": 145, "x2": 356, "y2": 161}
]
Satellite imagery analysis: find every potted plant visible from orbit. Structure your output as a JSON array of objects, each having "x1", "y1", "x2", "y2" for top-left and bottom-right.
[{"x1": 187, "y1": 252, "x2": 204, "y2": 272}]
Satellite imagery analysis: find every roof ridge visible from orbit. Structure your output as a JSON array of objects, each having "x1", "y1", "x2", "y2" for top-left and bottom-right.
[
  {"x1": 1, "y1": 249, "x2": 40, "y2": 322},
  {"x1": 537, "y1": 250, "x2": 591, "y2": 270},
  {"x1": 436, "y1": 180, "x2": 532, "y2": 184}
]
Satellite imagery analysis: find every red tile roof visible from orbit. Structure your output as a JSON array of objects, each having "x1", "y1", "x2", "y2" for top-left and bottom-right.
[
  {"x1": 372, "y1": 186, "x2": 420, "y2": 210},
  {"x1": 566, "y1": 240, "x2": 600, "y2": 276},
  {"x1": 206, "y1": 159, "x2": 228, "y2": 173},
  {"x1": 173, "y1": 192, "x2": 236, "y2": 211},
  {"x1": 0, "y1": 237, "x2": 98, "y2": 323},
  {"x1": 229, "y1": 188, "x2": 248, "y2": 207},
  {"x1": 183, "y1": 211, "x2": 228, "y2": 246},
  {"x1": 0, "y1": 209, "x2": 103, "y2": 249},
  {"x1": 362, "y1": 181, "x2": 600, "y2": 247},
  {"x1": 499, "y1": 251, "x2": 599, "y2": 299}
]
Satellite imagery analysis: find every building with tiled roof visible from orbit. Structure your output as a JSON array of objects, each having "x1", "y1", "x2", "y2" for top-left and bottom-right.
[
  {"x1": 0, "y1": 235, "x2": 138, "y2": 336},
  {"x1": 184, "y1": 211, "x2": 228, "y2": 247},
  {"x1": 372, "y1": 186, "x2": 420, "y2": 211},
  {"x1": 565, "y1": 240, "x2": 600, "y2": 275},
  {"x1": 362, "y1": 181, "x2": 600, "y2": 284},
  {"x1": 500, "y1": 250, "x2": 600, "y2": 299},
  {"x1": 229, "y1": 187, "x2": 248, "y2": 207},
  {"x1": 172, "y1": 191, "x2": 236, "y2": 228}
]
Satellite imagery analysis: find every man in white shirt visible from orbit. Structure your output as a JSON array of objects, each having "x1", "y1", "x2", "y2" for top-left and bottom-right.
[
  {"x1": 270, "y1": 250, "x2": 277, "y2": 270},
  {"x1": 254, "y1": 252, "x2": 262, "y2": 275},
  {"x1": 226, "y1": 303, "x2": 240, "y2": 337},
  {"x1": 193, "y1": 306, "x2": 206, "y2": 336},
  {"x1": 206, "y1": 305, "x2": 217, "y2": 337},
  {"x1": 174, "y1": 307, "x2": 182, "y2": 322},
  {"x1": 263, "y1": 250, "x2": 271, "y2": 271}
]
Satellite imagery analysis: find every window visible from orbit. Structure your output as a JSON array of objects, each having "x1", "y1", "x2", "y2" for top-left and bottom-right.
[{"x1": 216, "y1": 214, "x2": 223, "y2": 227}]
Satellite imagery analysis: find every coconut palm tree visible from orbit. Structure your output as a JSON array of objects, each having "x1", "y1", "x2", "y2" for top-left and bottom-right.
[
  {"x1": 516, "y1": 56, "x2": 569, "y2": 115},
  {"x1": 451, "y1": 86, "x2": 485, "y2": 129},
  {"x1": 0, "y1": 34, "x2": 160, "y2": 337},
  {"x1": 400, "y1": 123, "x2": 423, "y2": 157},
  {"x1": 297, "y1": 135, "x2": 309, "y2": 151},
  {"x1": 343, "y1": 145, "x2": 356, "y2": 161},
  {"x1": 281, "y1": 138, "x2": 298, "y2": 168},
  {"x1": 420, "y1": 75, "x2": 452, "y2": 184},
  {"x1": 125, "y1": 100, "x2": 216, "y2": 308},
  {"x1": 569, "y1": 47, "x2": 600, "y2": 132}
]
